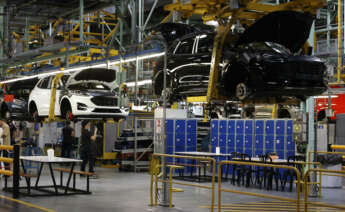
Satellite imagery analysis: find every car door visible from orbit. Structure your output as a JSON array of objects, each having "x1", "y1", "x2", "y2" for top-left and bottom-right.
[
  {"x1": 170, "y1": 36, "x2": 198, "y2": 92},
  {"x1": 193, "y1": 33, "x2": 214, "y2": 82},
  {"x1": 35, "y1": 76, "x2": 52, "y2": 116}
]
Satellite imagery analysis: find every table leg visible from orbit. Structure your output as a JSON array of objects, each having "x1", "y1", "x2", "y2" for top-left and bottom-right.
[
  {"x1": 65, "y1": 163, "x2": 75, "y2": 194},
  {"x1": 20, "y1": 160, "x2": 31, "y2": 194},
  {"x1": 35, "y1": 163, "x2": 44, "y2": 188},
  {"x1": 48, "y1": 163, "x2": 58, "y2": 194}
]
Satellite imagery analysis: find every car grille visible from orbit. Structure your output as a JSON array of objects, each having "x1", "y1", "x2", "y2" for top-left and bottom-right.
[
  {"x1": 93, "y1": 108, "x2": 122, "y2": 113},
  {"x1": 91, "y1": 97, "x2": 118, "y2": 106}
]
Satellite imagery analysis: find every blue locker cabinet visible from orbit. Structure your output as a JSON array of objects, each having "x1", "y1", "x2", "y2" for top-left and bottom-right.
[
  {"x1": 175, "y1": 145, "x2": 185, "y2": 153},
  {"x1": 245, "y1": 120, "x2": 253, "y2": 134},
  {"x1": 275, "y1": 135, "x2": 285, "y2": 151},
  {"x1": 175, "y1": 134, "x2": 186, "y2": 147},
  {"x1": 255, "y1": 120, "x2": 264, "y2": 134},
  {"x1": 236, "y1": 134, "x2": 244, "y2": 153},
  {"x1": 275, "y1": 120, "x2": 285, "y2": 135},
  {"x1": 236, "y1": 120, "x2": 244, "y2": 134},
  {"x1": 211, "y1": 120, "x2": 219, "y2": 135},
  {"x1": 187, "y1": 133, "x2": 197, "y2": 146},
  {"x1": 265, "y1": 135, "x2": 274, "y2": 151},
  {"x1": 175, "y1": 120, "x2": 186, "y2": 134},
  {"x1": 219, "y1": 120, "x2": 227, "y2": 134},
  {"x1": 166, "y1": 120, "x2": 174, "y2": 133},
  {"x1": 287, "y1": 120, "x2": 293, "y2": 135},
  {"x1": 265, "y1": 120, "x2": 275, "y2": 135},
  {"x1": 227, "y1": 134, "x2": 235, "y2": 153},
  {"x1": 187, "y1": 120, "x2": 197, "y2": 134},
  {"x1": 228, "y1": 120, "x2": 235, "y2": 135}
]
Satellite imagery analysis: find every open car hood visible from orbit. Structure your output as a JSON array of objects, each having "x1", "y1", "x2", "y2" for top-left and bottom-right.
[
  {"x1": 66, "y1": 68, "x2": 118, "y2": 90},
  {"x1": 150, "y1": 23, "x2": 214, "y2": 45},
  {"x1": 236, "y1": 11, "x2": 314, "y2": 53}
]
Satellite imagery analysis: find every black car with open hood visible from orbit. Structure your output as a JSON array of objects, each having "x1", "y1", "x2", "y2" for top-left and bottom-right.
[{"x1": 152, "y1": 11, "x2": 327, "y2": 102}]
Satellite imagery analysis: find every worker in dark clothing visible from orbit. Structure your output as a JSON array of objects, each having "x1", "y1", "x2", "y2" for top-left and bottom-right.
[
  {"x1": 61, "y1": 121, "x2": 74, "y2": 159},
  {"x1": 80, "y1": 120, "x2": 97, "y2": 175}
]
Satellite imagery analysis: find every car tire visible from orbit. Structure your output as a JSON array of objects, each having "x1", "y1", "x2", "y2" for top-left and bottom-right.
[
  {"x1": 236, "y1": 83, "x2": 250, "y2": 100},
  {"x1": 1, "y1": 106, "x2": 10, "y2": 120},
  {"x1": 62, "y1": 103, "x2": 73, "y2": 121},
  {"x1": 30, "y1": 103, "x2": 39, "y2": 122}
]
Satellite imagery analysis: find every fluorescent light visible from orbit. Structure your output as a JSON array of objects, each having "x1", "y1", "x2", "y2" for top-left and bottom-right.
[
  {"x1": 110, "y1": 52, "x2": 165, "y2": 65},
  {"x1": 313, "y1": 95, "x2": 339, "y2": 99},
  {"x1": 0, "y1": 52, "x2": 164, "y2": 84},
  {"x1": 125, "y1": 79, "x2": 152, "y2": 87}
]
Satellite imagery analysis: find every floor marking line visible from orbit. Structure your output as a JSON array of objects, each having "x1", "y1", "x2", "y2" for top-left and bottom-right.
[{"x1": 0, "y1": 194, "x2": 56, "y2": 212}]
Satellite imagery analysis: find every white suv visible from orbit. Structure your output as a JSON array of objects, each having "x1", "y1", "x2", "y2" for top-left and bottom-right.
[{"x1": 28, "y1": 68, "x2": 129, "y2": 121}]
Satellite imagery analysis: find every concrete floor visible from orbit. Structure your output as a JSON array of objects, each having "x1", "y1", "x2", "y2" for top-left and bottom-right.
[{"x1": 0, "y1": 166, "x2": 344, "y2": 212}]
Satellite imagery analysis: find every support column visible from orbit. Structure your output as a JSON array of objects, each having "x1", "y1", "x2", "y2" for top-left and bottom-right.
[
  {"x1": 80, "y1": 0, "x2": 84, "y2": 45},
  {"x1": 0, "y1": 0, "x2": 5, "y2": 58}
]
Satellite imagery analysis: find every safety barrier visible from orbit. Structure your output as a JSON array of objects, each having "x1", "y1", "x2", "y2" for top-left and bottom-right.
[
  {"x1": 217, "y1": 161, "x2": 301, "y2": 212},
  {"x1": 304, "y1": 169, "x2": 345, "y2": 211},
  {"x1": 150, "y1": 153, "x2": 216, "y2": 211},
  {"x1": 0, "y1": 145, "x2": 20, "y2": 198}
]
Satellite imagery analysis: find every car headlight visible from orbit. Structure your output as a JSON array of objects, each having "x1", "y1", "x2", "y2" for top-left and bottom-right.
[
  {"x1": 70, "y1": 90, "x2": 89, "y2": 97},
  {"x1": 12, "y1": 99, "x2": 24, "y2": 105}
]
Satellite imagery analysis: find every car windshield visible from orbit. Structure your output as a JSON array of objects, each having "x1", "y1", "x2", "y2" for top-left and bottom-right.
[
  {"x1": 247, "y1": 42, "x2": 291, "y2": 55},
  {"x1": 68, "y1": 83, "x2": 110, "y2": 90}
]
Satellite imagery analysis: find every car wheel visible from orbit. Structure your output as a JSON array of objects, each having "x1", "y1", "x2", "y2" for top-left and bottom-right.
[
  {"x1": 61, "y1": 102, "x2": 73, "y2": 121},
  {"x1": 1, "y1": 106, "x2": 10, "y2": 120},
  {"x1": 30, "y1": 103, "x2": 39, "y2": 122},
  {"x1": 236, "y1": 83, "x2": 250, "y2": 100}
]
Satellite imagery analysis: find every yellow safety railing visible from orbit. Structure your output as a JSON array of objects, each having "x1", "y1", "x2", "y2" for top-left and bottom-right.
[
  {"x1": 218, "y1": 161, "x2": 301, "y2": 212},
  {"x1": 330, "y1": 145, "x2": 345, "y2": 150},
  {"x1": 292, "y1": 161, "x2": 322, "y2": 197},
  {"x1": 304, "y1": 169, "x2": 345, "y2": 211},
  {"x1": 0, "y1": 145, "x2": 20, "y2": 198},
  {"x1": 150, "y1": 153, "x2": 216, "y2": 212}
]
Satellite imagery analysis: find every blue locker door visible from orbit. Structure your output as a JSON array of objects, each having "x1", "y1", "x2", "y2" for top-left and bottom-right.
[
  {"x1": 211, "y1": 135, "x2": 218, "y2": 148},
  {"x1": 219, "y1": 134, "x2": 227, "y2": 147},
  {"x1": 187, "y1": 133, "x2": 196, "y2": 146},
  {"x1": 166, "y1": 133, "x2": 174, "y2": 146},
  {"x1": 287, "y1": 135, "x2": 295, "y2": 152},
  {"x1": 166, "y1": 146, "x2": 174, "y2": 163},
  {"x1": 287, "y1": 120, "x2": 293, "y2": 135},
  {"x1": 187, "y1": 146, "x2": 196, "y2": 152},
  {"x1": 265, "y1": 120, "x2": 275, "y2": 135},
  {"x1": 244, "y1": 135, "x2": 253, "y2": 156},
  {"x1": 175, "y1": 120, "x2": 186, "y2": 134},
  {"x1": 228, "y1": 120, "x2": 235, "y2": 135},
  {"x1": 175, "y1": 134, "x2": 186, "y2": 148},
  {"x1": 236, "y1": 134, "x2": 244, "y2": 153},
  {"x1": 236, "y1": 120, "x2": 244, "y2": 135},
  {"x1": 166, "y1": 119, "x2": 174, "y2": 133},
  {"x1": 255, "y1": 135, "x2": 264, "y2": 156},
  {"x1": 219, "y1": 120, "x2": 227, "y2": 134},
  {"x1": 277, "y1": 150, "x2": 285, "y2": 159},
  {"x1": 175, "y1": 145, "x2": 185, "y2": 152},
  {"x1": 245, "y1": 120, "x2": 253, "y2": 134},
  {"x1": 227, "y1": 134, "x2": 235, "y2": 153},
  {"x1": 187, "y1": 120, "x2": 197, "y2": 134},
  {"x1": 275, "y1": 120, "x2": 285, "y2": 135},
  {"x1": 211, "y1": 120, "x2": 219, "y2": 135},
  {"x1": 265, "y1": 135, "x2": 274, "y2": 153},
  {"x1": 275, "y1": 135, "x2": 285, "y2": 151},
  {"x1": 255, "y1": 120, "x2": 264, "y2": 134}
]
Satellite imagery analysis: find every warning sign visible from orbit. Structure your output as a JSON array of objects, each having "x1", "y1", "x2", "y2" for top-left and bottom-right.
[{"x1": 156, "y1": 119, "x2": 162, "y2": 134}]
